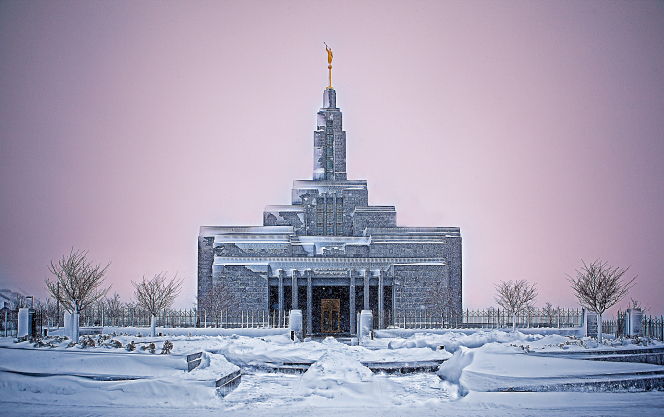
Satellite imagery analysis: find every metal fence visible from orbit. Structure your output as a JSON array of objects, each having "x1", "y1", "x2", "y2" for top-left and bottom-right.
[
  {"x1": 603, "y1": 312, "x2": 664, "y2": 341},
  {"x1": 74, "y1": 306, "x2": 291, "y2": 329},
  {"x1": 1, "y1": 308, "x2": 44, "y2": 338},
  {"x1": 2, "y1": 307, "x2": 291, "y2": 335},
  {"x1": 1, "y1": 308, "x2": 18, "y2": 337},
  {"x1": 601, "y1": 311, "x2": 626, "y2": 337},
  {"x1": 643, "y1": 315, "x2": 664, "y2": 341},
  {"x1": 385, "y1": 308, "x2": 584, "y2": 330},
  {"x1": 3, "y1": 305, "x2": 662, "y2": 342}
]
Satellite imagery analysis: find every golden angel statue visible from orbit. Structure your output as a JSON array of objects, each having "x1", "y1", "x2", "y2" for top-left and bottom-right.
[{"x1": 324, "y1": 42, "x2": 333, "y2": 65}]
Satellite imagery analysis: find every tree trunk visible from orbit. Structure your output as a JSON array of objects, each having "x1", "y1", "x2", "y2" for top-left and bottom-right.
[
  {"x1": 598, "y1": 312, "x2": 603, "y2": 344},
  {"x1": 73, "y1": 300, "x2": 80, "y2": 342},
  {"x1": 71, "y1": 311, "x2": 80, "y2": 342},
  {"x1": 512, "y1": 313, "x2": 516, "y2": 332},
  {"x1": 151, "y1": 315, "x2": 156, "y2": 337}
]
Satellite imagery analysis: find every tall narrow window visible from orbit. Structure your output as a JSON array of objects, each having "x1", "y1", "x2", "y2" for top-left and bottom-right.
[
  {"x1": 316, "y1": 199, "x2": 325, "y2": 235},
  {"x1": 336, "y1": 199, "x2": 344, "y2": 235},
  {"x1": 325, "y1": 121, "x2": 334, "y2": 180}
]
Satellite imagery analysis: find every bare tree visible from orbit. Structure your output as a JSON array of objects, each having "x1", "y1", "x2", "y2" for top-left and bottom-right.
[
  {"x1": 37, "y1": 298, "x2": 58, "y2": 328},
  {"x1": 542, "y1": 302, "x2": 558, "y2": 327},
  {"x1": 9, "y1": 293, "x2": 28, "y2": 310},
  {"x1": 567, "y1": 259, "x2": 636, "y2": 343},
  {"x1": 132, "y1": 272, "x2": 183, "y2": 337},
  {"x1": 627, "y1": 298, "x2": 648, "y2": 313},
  {"x1": 494, "y1": 280, "x2": 538, "y2": 331},
  {"x1": 45, "y1": 249, "x2": 111, "y2": 340},
  {"x1": 104, "y1": 292, "x2": 123, "y2": 327},
  {"x1": 199, "y1": 283, "x2": 239, "y2": 326}
]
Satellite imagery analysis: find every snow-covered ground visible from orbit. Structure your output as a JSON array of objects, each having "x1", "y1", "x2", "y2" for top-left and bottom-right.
[{"x1": 1, "y1": 329, "x2": 664, "y2": 416}]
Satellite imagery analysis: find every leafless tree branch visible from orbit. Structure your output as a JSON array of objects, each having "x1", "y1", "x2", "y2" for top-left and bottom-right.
[
  {"x1": 566, "y1": 259, "x2": 636, "y2": 316},
  {"x1": 132, "y1": 272, "x2": 183, "y2": 317},
  {"x1": 494, "y1": 280, "x2": 538, "y2": 316},
  {"x1": 45, "y1": 248, "x2": 111, "y2": 313},
  {"x1": 198, "y1": 282, "x2": 239, "y2": 314}
]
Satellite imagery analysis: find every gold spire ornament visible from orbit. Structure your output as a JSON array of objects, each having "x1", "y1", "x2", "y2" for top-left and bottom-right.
[{"x1": 324, "y1": 42, "x2": 333, "y2": 89}]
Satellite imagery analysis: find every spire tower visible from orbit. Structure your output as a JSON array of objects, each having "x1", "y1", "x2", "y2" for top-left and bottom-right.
[{"x1": 313, "y1": 89, "x2": 347, "y2": 181}]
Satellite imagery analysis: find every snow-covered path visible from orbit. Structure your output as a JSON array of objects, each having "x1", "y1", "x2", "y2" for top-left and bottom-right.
[{"x1": 3, "y1": 386, "x2": 664, "y2": 417}]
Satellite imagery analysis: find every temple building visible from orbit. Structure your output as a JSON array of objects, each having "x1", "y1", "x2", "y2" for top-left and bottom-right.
[{"x1": 198, "y1": 69, "x2": 462, "y2": 336}]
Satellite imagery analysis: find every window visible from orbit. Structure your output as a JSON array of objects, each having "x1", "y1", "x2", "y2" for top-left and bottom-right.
[{"x1": 315, "y1": 197, "x2": 343, "y2": 236}]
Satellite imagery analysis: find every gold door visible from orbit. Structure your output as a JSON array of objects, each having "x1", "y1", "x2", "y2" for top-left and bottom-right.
[{"x1": 321, "y1": 298, "x2": 341, "y2": 333}]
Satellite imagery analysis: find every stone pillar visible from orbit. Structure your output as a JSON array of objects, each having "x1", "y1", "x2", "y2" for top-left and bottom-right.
[
  {"x1": 349, "y1": 269, "x2": 355, "y2": 335},
  {"x1": 292, "y1": 270, "x2": 298, "y2": 310},
  {"x1": 278, "y1": 269, "x2": 284, "y2": 312},
  {"x1": 378, "y1": 270, "x2": 384, "y2": 330},
  {"x1": 364, "y1": 270, "x2": 370, "y2": 310},
  {"x1": 359, "y1": 310, "x2": 373, "y2": 342},
  {"x1": 307, "y1": 270, "x2": 313, "y2": 335},
  {"x1": 289, "y1": 310, "x2": 303, "y2": 341},
  {"x1": 18, "y1": 308, "x2": 30, "y2": 338}
]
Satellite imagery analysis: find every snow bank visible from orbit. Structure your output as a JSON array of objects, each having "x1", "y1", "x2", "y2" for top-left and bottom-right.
[
  {"x1": 0, "y1": 346, "x2": 188, "y2": 377},
  {"x1": 376, "y1": 327, "x2": 584, "y2": 338},
  {"x1": 181, "y1": 351, "x2": 239, "y2": 381},
  {"x1": 57, "y1": 326, "x2": 291, "y2": 338},
  {"x1": 295, "y1": 340, "x2": 382, "y2": 405},
  {"x1": 437, "y1": 347, "x2": 474, "y2": 397},
  {"x1": 387, "y1": 330, "x2": 537, "y2": 353}
]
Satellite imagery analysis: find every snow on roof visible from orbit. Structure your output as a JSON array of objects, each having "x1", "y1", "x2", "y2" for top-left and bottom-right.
[
  {"x1": 264, "y1": 205, "x2": 304, "y2": 212},
  {"x1": 200, "y1": 226, "x2": 294, "y2": 236}
]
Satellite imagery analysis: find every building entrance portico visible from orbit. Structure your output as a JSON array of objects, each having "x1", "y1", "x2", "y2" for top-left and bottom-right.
[{"x1": 267, "y1": 266, "x2": 399, "y2": 336}]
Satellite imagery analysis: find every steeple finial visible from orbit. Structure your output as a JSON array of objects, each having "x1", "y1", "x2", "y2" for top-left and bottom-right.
[{"x1": 324, "y1": 43, "x2": 333, "y2": 89}]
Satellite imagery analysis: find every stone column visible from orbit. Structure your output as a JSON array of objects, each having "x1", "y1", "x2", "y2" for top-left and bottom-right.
[
  {"x1": 278, "y1": 269, "x2": 284, "y2": 312},
  {"x1": 364, "y1": 269, "x2": 370, "y2": 310},
  {"x1": 292, "y1": 270, "x2": 298, "y2": 310},
  {"x1": 378, "y1": 270, "x2": 384, "y2": 329},
  {"x1": 349, "y1": 269, "x2": 355, "y2": 335},
  {"x1": 307, "y1": 270, "x2": 313, "y2": 335}
]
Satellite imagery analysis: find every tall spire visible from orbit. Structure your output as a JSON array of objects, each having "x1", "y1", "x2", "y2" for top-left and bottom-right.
[
  {"x1": 313, "y1": 87, "x2": 346, "y2": 181},
  {"x1": 313, "y1": 46, "x2": 346, "y2": 181}
]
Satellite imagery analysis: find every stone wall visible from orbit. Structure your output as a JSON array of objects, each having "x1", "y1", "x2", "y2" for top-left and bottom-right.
[
  {"x1": 197, "y1": 236, "x2": 214, "y2": 308},
  {"x1": 370, "y1": 242, "x2": 445, "y2": 258},
  {"x1": 352, "y1": 207, "x2": 396, "y2": 236},
  {"x1": 393, "y1": 263, "x2": 448, "y2": 312},
  {"x1": 441, "y1": 235, "x2": 462, "y2": 314},
  {"x1": 214, "y1": 265, "x2": 269, "y2": 312}
]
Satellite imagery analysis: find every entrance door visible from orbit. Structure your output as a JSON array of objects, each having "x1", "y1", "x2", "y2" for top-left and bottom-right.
[{"x1": 321, "y1": 299, "x2": 341, "y2": 333}]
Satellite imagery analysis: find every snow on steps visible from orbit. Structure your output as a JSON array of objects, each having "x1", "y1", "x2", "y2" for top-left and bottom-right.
[
  {"x1": 248, "y1": 359, "x2": 447, "y2": 374},
  {"x1": 492, "y1": 370, "x2": 664, "y2": 392},
  {"x1": 186, "y1": 351, "x2": 241, "y2": 396},
  {"x1": 534, "y1": 345, "x2": 664, "y2": 365},
  {"x1": 440, "y1": 345, "x2": 664, "y2": 394}
]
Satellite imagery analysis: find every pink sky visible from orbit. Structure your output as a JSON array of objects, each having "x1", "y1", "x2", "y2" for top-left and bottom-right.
[{"x1": 1, "y1": 1, "x2": 663, "y2": 314}]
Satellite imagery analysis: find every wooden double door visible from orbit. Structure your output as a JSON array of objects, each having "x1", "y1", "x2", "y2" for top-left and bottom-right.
[{"x1": 320, "y1": 298, "x2": 341, "y2": 333}]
